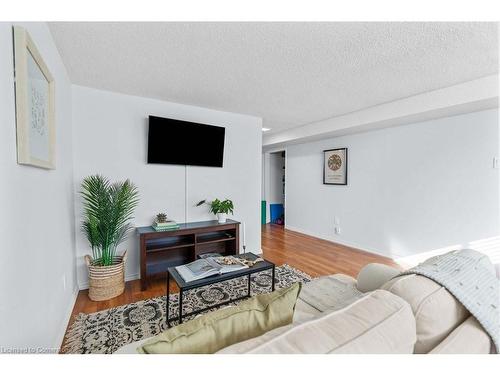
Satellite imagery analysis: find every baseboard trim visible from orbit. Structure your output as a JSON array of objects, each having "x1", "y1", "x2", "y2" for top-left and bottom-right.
[
  {"x1": 56, "y1": 286, "x2": 79, "y2": 351},
  {"x1": 284, "y1": 225, "x2": 395, "y2": 260}
]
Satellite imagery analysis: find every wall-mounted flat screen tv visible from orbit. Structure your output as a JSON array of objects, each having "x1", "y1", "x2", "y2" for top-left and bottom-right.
[{"x1": 147, "y1": 115, "x2": 225, "y2": 167}]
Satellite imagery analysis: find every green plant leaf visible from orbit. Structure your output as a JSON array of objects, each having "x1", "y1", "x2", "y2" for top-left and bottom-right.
[{"x1": 80, "y1": 175, "x2": 139, "y2": 266}]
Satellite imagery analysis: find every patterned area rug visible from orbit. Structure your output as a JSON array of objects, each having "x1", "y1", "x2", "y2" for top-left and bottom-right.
[{"x1": 62, "y1": 264, "x2": 311, "y2": 354}]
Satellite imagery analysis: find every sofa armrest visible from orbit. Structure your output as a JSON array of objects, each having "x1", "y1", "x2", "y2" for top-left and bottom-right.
[{"x1": 357, "y1": 263, "x2": 400, "y2": 292}]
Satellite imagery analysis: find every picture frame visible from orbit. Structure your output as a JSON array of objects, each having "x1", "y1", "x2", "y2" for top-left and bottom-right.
[
  {"x1": 13, "y1": 26, "x2": 56, "y2": 169},
  {"x1": 323, "y1": 148, "x2": 348, "y2": 185}
]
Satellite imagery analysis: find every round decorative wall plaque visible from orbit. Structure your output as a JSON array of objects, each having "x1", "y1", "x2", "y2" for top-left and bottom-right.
[{"x1": 328, "y1": 154, "x2": 342, "y2": 171}]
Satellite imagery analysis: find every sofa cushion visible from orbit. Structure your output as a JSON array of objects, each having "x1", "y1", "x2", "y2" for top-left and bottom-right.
[
  {"x1": 217, "y1": 290, "x2": 416, "y2": 354},
  {"x1": 293, "y1": 298, "x2": 322, "y2": 323},
  {"x1": 429, "y1": 316, "x2": 492, "y2": 354},
  {"x1": 137, "y1": 283, "x2": 301, "y2": 354},
  {"x1": 298, "y1": 275, "x2": 364, "y2": 313},
  {"x1": 382, "y1": 274, "x2": 469, "y2": 353}
]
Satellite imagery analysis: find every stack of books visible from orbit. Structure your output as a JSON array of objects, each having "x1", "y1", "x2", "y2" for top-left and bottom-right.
[{"x1": 152, "y1": 220, "x2": 180, "y2": 231}]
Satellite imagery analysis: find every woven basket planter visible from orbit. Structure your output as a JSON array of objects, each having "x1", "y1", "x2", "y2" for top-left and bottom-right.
[{"x1": 85, "y1": 251, "x2": 127, "y2": 301}]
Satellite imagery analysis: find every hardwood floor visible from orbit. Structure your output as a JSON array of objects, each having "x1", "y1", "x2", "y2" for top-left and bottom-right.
[
  {"x1": 61, "y1": 224, "x2": 397, "y2": 350},
  {"x1": 262, "y1": 224, "x2": 398, "y2": 277}
]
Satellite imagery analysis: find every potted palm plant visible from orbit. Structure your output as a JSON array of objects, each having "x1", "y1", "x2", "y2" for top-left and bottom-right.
[
  {"x1": 196, "y1": 198, "x2": 234, "y2": 223},
  {"x1": 81, "y1": 175, "x2": 139, "y2": 301}
]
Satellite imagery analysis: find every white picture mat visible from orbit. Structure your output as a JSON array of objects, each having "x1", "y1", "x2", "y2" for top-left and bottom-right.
[{"x1": 27, "y1": 50, "x2": 50, "y2": 162}]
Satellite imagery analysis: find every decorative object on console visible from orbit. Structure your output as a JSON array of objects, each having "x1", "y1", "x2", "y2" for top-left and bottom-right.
[
  {"x1": 81, "y1": 175, "x2": 139, "y2": 301},
  {"x1": 13, "y1": 26, "x2": 55, "y2": 169},
  {"x1": 196, "y1": 198, "x2": 234, "y2": 223},
  {"x1": 323, "y1": 148, "x2": 348, "y2": 185},
  {"x1": 156, "y1": 212, "x2": 168, "y2": 223},
  {"x1": 153, "y1": 213, "x2": 179, "y2": 231}
]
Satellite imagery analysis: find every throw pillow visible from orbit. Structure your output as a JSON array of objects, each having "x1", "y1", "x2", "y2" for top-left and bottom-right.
[{"x1": 138, "y1": 282, "x2": 302, "y2": 354}]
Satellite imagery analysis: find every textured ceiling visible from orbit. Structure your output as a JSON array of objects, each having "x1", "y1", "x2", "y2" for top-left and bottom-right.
[{"x1": 49, "y1": 22, "x2": 498, "y2": 132}]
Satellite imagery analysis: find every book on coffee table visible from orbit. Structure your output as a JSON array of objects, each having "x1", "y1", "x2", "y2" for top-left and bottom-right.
[{"x1": 176, "y1": 256, "x2": 248, "y2": 283}]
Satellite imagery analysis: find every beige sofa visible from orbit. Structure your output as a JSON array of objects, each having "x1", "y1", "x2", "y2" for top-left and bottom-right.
[{"x1": 116, "y1": 265, "x2": 494, "y2": 354}]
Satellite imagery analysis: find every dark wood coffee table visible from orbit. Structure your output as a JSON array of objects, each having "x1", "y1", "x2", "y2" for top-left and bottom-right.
[{"x1": 166, "y1": 253, "x2": 275, "y2": 327}]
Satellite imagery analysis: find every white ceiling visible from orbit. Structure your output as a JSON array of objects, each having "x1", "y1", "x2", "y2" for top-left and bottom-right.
[{"x1": 48, "y1": 22, "x2": 498, "y2": 132}]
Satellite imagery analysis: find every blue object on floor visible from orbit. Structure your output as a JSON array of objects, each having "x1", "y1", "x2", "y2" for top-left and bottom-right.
[{"x1": 270, "y1": 203, "x2": 284, "y2": 224}]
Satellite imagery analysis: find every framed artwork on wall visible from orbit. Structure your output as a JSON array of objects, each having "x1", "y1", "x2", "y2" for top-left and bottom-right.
[
  {"x1": 323, "y1": 148, "x2": 348, "y2": 185},
  {"x1": 13, "y1": 26, "x2": 56, "y2": 169}
]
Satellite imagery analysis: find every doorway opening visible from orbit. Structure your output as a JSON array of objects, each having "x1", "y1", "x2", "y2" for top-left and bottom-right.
[{"x1": 268, "y1": 150, "x2": 286, "y2": 225}]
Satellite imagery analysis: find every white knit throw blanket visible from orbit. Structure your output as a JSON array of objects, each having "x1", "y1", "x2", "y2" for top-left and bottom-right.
[{"x1": 399, "y1": 249, "x2": 500, "y2": 352}]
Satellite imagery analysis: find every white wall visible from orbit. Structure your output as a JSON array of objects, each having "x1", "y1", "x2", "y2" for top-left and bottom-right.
[
  {"x1": 0, "y1": 22, "x2": 77, "y2": 351},
  {"x1": 72, "y1": 86, "x2": 262, "y2": 289},
  {"x1": 285, "y1": 109, "x2": 500, "y2": 259}
]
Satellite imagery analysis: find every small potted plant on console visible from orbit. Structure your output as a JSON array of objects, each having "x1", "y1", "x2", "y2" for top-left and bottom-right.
[{"x1": 196, "y1": 198, "x2": 234, "y2": 223}]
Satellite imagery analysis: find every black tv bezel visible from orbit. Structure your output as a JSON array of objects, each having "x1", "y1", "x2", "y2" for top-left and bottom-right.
[{"x1": 147, "y1": 115, "x2": 226, "y2": 168}]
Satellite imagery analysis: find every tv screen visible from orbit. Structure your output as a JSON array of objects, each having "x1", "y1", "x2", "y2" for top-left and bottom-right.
[{"x1": 147, "y1": 116, "x2": 225, "y2": 167}]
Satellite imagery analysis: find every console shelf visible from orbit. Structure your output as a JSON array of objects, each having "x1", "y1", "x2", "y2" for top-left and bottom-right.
[
  {"x1": 146, "y1": 235, "x2": 195, "y2": 252},
  {"x1": 196, "y1": 232, "x2": 235, "y2": 244},
  {"x1": 137, "y1": 220, "x2": 240, "y2": 291}
]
